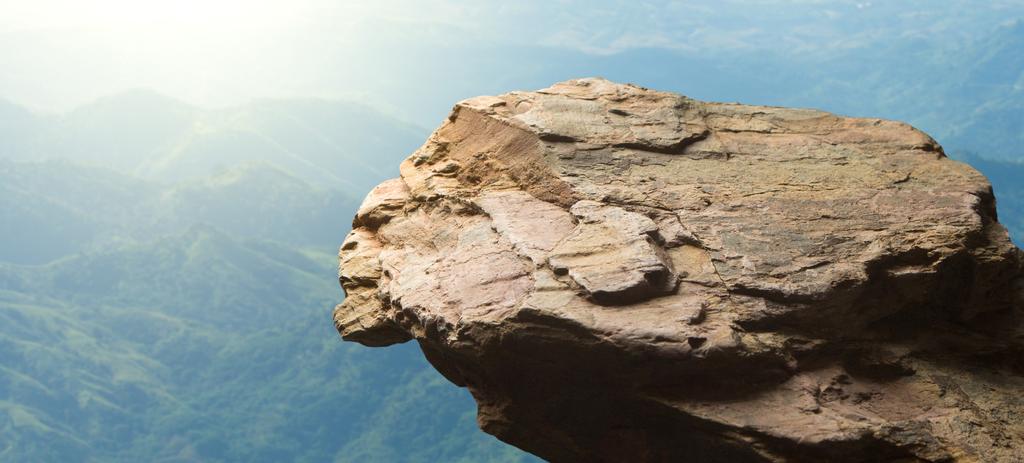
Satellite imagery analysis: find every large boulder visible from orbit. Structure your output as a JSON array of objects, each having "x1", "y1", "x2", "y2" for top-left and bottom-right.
[{"x1": 334, "y1": 78, "x2": 1024, "y2": 462}]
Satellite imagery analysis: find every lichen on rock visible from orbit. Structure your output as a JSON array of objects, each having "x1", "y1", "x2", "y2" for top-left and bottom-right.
[{"x1": 334, "y1": 78, "x2": 1024, "y2": 462}]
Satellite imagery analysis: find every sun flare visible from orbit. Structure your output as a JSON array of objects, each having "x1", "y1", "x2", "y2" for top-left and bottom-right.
[{"x1": 2, "y1": 0, "x2": 303, "y2": 31}]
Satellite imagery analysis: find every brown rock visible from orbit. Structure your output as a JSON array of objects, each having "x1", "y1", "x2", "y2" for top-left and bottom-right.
[{"x1": 333, "y1": 78, "x2": 1024, "y2": 462}]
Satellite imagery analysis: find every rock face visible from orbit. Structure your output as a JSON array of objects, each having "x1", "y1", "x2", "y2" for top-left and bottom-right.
[{"x1": 334, "y1": 78, "x2": 1024, "y2": 462}]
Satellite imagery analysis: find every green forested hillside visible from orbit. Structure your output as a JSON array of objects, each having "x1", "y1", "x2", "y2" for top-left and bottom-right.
[
  {"x1": 0, "y1": 229, "x2": 528, "y2": 460},
  {"x1": 0, "y1": 213, "x2": 532, "y2": 462},
  {"x1": 0, "y1": 96, "x2": 536, "y2": 462}
]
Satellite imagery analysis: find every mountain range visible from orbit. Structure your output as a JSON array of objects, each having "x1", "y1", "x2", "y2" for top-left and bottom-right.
[{"x1": 0, "y1": 96, "x2": 537, "y2": 462}]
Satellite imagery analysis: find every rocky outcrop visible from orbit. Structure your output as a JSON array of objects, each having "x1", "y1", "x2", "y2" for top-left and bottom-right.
[{"x1": 334, "y1": 78, "x2": 1024, "y2": 462}]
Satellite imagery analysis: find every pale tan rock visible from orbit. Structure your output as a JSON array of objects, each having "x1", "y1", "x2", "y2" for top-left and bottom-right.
[
  {"x1": 334, "y1": 78, "x2": 1024, "y2": 462},
  {"x1": 547, "y1": 200, "x2": 677, "y2": 304}
]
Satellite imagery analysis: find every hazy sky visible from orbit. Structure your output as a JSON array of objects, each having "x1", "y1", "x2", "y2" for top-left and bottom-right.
[{"x1": 2, "y1": 0, "x2": 1022, "y2": 115}]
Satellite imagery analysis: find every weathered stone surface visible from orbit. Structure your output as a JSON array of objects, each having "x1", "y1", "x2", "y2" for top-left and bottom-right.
[
  {"x1": 333, "y1": 78, "x2": 1024, "y2": 462},
  {"x1": 547, "y1": 200, "x2": 677, "y2": 305}
]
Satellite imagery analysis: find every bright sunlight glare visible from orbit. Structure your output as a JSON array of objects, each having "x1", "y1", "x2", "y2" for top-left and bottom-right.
[{"x1": 0, "y1": 0, "x2": 317, "y2": 31}]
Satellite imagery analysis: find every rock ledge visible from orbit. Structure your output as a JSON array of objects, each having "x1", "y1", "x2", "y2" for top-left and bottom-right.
[{"x1": 335, "y1": 78, "x2": 1024, "y2": 462}]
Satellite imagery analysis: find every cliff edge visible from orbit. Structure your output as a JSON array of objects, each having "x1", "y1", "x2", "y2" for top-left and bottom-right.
[{"x1": 334, "y1": 78, "x2": 1024, "y2": 462}]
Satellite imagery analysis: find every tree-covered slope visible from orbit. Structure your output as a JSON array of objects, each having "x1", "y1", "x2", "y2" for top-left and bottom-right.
[
  {"x1": 0, "y1": 94, "x2": 536, "y2": 461},
  {"x1": 0, "y1": 228, "x2": 533, "y2": 462}
]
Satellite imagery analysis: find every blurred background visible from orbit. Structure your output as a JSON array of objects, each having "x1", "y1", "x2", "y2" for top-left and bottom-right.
[{"x1": 0, "y1": 1, "x2": 1021, "y2": 461}]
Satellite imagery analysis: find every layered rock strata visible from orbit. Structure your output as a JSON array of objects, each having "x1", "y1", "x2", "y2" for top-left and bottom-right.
[{"x1": 334, "y1": 78, "x2": 1024, "y2": 462}]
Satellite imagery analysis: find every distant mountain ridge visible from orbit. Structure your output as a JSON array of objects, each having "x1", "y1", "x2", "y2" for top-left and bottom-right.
[
  {"x1": 0, "y1": 87, "x2": 538, "y2": 461},
  {"x1": 230, "y1": 17, "x2": 1021, "y2": 162},
  {"x1": 0, "y1": 159, "x2": 356, "y2": 264},
  {"x1": 0, "y1": 91, "x2": 427, "y2": 191}
]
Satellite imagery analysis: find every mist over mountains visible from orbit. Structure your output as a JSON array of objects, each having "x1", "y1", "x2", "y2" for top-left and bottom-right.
[
  {"x1": 0, "y1": 91, "x2": 424, "y2": 189},
  {"x1": 0, "y1": 159, "x2": 357, "y2": 264},
  {"x1": 0, "y1": 1, "x2": 1021, "y2": 461},
  {"x1": 321, "y1": 17, "x2": 1024, "y2": 161},
  {"x1": 5, "y1": 3, "x2": 1021, "y2": 161},
  {"x1": 0, "y1": 95, "x2": 535, "y2": 461},
  {"x1": 0, "y1": 93, "x2": 426, "y2": 265}
]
